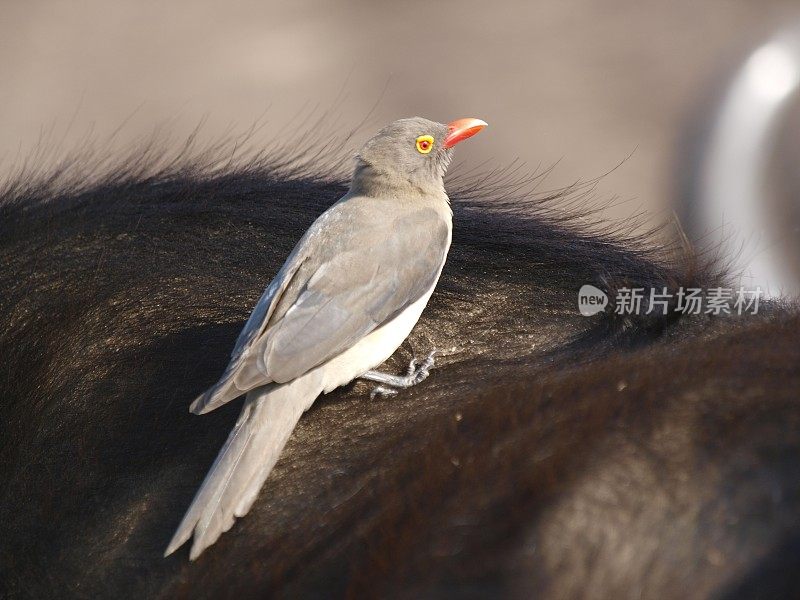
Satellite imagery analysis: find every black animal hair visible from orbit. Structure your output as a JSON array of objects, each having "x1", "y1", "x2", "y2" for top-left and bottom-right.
[{"x1": 1, "y1": 123, "x2": 797, "y2": 598}]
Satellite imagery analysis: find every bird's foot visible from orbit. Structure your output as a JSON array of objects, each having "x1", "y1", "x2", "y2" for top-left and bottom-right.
[
  {"x1": 362, "y1": 349, "x2": 438, "y2": 399},
  {"x1": 403, "y1": 349, "x2": 437, "y2": 384}
]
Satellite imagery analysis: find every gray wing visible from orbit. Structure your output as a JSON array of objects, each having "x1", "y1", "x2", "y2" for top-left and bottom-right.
[{"x1": 190, "y1": 200, "x2": 449, "y2": 414}]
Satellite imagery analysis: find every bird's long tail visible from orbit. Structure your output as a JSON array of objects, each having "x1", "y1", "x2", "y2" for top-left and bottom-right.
[{"x1": 164, "y1": 373, "x2": 321, "y2": 559}]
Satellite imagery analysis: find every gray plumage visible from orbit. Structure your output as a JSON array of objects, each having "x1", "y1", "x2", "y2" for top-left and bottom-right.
[{"x1": 165, "y1": 116, "x2": 485, "y2": 559}]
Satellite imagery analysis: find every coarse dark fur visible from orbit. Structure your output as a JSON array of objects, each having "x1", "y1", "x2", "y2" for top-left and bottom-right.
[{"x1": 0, "y1": 125, "x2": 798, "y2": 599}]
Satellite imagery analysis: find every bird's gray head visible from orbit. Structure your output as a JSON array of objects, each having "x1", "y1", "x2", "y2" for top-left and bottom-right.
[{"x1": 351, "y1": 116, "x2": 487, "y2": 197}]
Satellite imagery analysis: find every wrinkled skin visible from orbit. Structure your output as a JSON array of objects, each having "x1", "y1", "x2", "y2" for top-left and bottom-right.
[{"x1": 0, "y1": 140, "x2": 798, "y2": 599}]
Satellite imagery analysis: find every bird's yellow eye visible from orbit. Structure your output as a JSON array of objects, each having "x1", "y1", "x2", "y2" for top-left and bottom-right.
[{"x1": 415, "y1": 135, "x2": 434, "y2": 154}]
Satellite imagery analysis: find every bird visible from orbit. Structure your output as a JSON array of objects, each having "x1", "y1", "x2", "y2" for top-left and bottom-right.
[{"x1": 164, "y1": 116, "x2": 487, "y2": 559}]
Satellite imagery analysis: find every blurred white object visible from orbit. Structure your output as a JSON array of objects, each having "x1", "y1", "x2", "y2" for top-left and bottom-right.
[{"x1": 696, "y1": 25, "x2": 800, "y2": 298}]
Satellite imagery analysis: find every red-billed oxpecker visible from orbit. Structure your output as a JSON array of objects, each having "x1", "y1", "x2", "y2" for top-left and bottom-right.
[{"x1": 165, "y1": 117, "x2": 487, "y2": 559}]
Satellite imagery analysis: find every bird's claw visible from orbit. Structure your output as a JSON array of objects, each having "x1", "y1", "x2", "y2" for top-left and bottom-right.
[
  {"x1": 408, "y1": 349, "x2": 436, "y2": 384},
  {"x1": 367, "y1": 349, "x2": 437, "y2": 399},
  {"x1": 406, "y1": 349, "x2": 437, "y2": 380}
]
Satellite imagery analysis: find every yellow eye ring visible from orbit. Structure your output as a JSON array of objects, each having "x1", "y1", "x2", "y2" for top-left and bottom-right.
[{"x1": 415, "y1": 135, "x2": 434, "y2": 154}]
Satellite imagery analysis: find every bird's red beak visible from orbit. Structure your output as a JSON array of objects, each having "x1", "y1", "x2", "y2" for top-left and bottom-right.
[{"x1": 442, "y1": 118, "x2": 488, "y2": 149}]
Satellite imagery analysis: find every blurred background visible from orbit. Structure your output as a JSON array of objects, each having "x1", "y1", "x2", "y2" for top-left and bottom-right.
[{"x1": 3, "y1": 0, "x2": 799, "y2": 293}]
